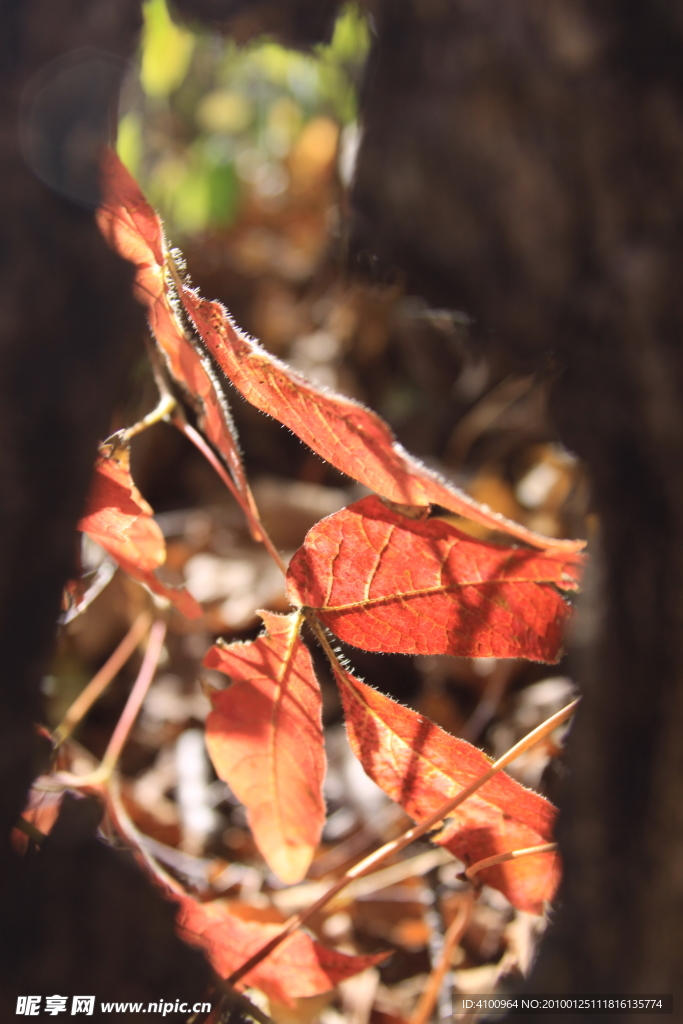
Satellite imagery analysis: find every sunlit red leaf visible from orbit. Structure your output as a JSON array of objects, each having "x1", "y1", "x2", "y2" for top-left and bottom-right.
[
  {"x1": 175, "y1": 894, "x2": 388, "y2": 1006},
  {"x1": 97, "y1": 150, "x2": 254, "y2": 517},
  {"x1": 287, "y1": 497, "x2": 581, "y2": 663},
  {"x1": 80, "y1": 444, "x2": 164, "y2": 574},
  {"x1": 79, "y1": 444, "x2": 201, "y2": 618},
  {"x1": 179, "y1": 287, "x2": 583, "y2": 555},
  {"x1": 204, "y1": 610, "x2": 325, "y2": 884},
  {"x1": 334, "y1": 667, "x2": 560, "y2": 913}
]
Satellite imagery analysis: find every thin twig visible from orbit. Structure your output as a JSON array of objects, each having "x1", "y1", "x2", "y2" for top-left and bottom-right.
[
  {"x1": 307, "y1": 803, "x2": 406, "y2": 878},
  {"x1": 173, "y1": 415, "x2": 245, "y2": 518},
  {"x1": 409, "y1": 894, "x2": 474, "y2": 1024},
  {"x1": 53, "y1": 611, "x2": 152, "y2": 747},
  {"x1": 225, "y1": 651, "x2": 579, "y2": 988},
  {"x1": 144, "y1": 307, "x2": 242, "y2": 505},
  {"x1": 272, "y1": 847, "x2": 455, "y2": 917},
  {"x1": 444, "y1": 375, "x2": 535, "y2": 467},
  {"x1": 465, "y1": 842, "x2": 559, "y2": 881},
  {"x1": 166, "y1": 248, "x2": 189, "y2": 298}
]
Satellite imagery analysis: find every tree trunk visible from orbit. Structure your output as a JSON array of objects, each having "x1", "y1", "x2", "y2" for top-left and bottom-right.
[
  {"x1": 0, "y1": 0, "x2": 143, "y2": 842},
  {"x1": 0, "y1": 0, "x2": 210, "y2": 1009},
  {"x1": 347, "y1": 0, "x2": 683, "y2": 1014}
]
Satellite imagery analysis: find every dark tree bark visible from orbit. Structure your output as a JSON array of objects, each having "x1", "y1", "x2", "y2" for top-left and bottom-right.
[
  {"x1": 349, "y1": 1, "x2": 683, "y2": 1015},
  {"x1": 172, "y1": 0, "x2": 342, "y2": 47},
  {"x1": 177, "y1": 0, "x2": 683, "y2": 1013},
  {"x1": 0, "y1": 0, "x2": 142, "y2": 845},
  {"x1": 0, "y1": 0, "x2": 210, "y2": 1009}
]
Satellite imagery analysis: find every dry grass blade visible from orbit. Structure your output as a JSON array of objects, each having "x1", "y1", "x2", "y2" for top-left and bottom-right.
[
  {"x1": 465, "y1": 842, "x2": 559, "y2": 880},
  {"x1": 408, "y1": 893, "x2": 474, "y2": 1024}
]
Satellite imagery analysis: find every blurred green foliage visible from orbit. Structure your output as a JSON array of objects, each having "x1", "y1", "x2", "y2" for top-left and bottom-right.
[{"x1": 118, "y1": 0, "x2": 369, "y2": 236}]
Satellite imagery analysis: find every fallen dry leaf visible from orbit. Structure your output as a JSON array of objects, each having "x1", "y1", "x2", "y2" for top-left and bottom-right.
[{"x1": 175, "y1": 894, "x2": 389, "y2": 1006}]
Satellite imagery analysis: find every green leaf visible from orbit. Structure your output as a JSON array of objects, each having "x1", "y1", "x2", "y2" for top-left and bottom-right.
[{"x1": 140, "y1": 0, "x2": 195, "y2": 99}]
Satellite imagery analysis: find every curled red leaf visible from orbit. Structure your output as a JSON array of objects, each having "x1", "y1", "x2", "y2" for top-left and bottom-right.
[
  {"x1": 79, "y1": 445, "x2": 201, "y2": 618},
  {"x1": 334, "y1": 667, "x2": 560, "y2": 913},
  {"x1": 179, "y1": 286, "x2": 583, "y2": 555},
  {"x1": 287, "y1": 496, "x2": 582, "y2": 663},
  {"x1": 79, "y1": 445, "x2": 164, "y2": 574},
  {"x1": 98, "y1": 150, "x2": 253, "y2": 516},
  {"x1": 204, "y1": 610, "x2": 326, "y2": 884},
  {"x1": 175, "y1": 894, "x2": 388, "y2": 1006}
]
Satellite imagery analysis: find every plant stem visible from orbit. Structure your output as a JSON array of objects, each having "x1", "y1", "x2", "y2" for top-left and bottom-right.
[
  {"x1": 408, "y1": 893, "x2": 473, "y2": 1024},
  {"x1": 225, "y1": 651, "x2": 579, "y2": 988},
  {"x1": 50, "y1": 623, "x2": 165, "y2": 789},
  {"x1": 176, "y1": 417, "x2": 287, "y2": 575},
  {"x1": 105, "y1": 776, "x2": 186, "y2": 893},
  {"x1": 145, "y1": 333, "x2": 175, "y2": 401},
  {"x1": 99, "y1": 619, "x2": 166, "y2": 779},
  {"x1": 120, "y1": 392, "x2": 177, "y2": 442},
  {"x1": 465, "y1": 842, "x2": 559, "y2": 880},
  {"x1": 53, "y1": 611, "x2": 152, "y2": 747}
]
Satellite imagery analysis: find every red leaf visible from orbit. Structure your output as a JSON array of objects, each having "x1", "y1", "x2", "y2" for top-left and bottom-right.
[
  {"x1": 334, "y1": 668, "x2": 560, "y2": 913},
  {"x1": 287, "y1": 497, "x2": 582, "y2": 663},
  {"x1": 204, "y1": 610, "x2": 325, "y2": 884},
  {"x1": 97, "y1": 150, "x2": 253, "y2": 512},
  {"x1": 175, "y1": 894, "x2": 388, "y2": 1006},
  {"x1": 79, "y1": 445, "x2": 202, "y2": 618},
  {"x1": 179, "y1": 287, "x2": 583, "y2": 555},
  {"x1": 80, "y1": 445, "x2": 164, "y2": 574}
]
